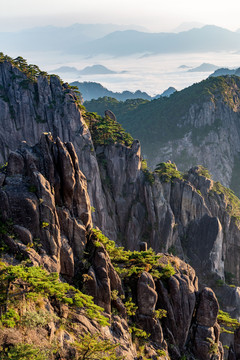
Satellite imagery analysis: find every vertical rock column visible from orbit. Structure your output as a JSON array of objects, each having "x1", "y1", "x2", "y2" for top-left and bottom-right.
[{"x1": 191, "y1": 287, "x2": 223, "y2": 360}]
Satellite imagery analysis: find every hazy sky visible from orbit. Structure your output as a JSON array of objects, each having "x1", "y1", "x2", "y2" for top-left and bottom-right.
[{"x1": 1, "y1": 0, "x2": 240, "y2": 32}]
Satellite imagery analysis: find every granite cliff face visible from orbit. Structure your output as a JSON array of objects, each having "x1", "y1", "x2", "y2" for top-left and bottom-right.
[
  {"x1": 96, "y1": 142, "x2": 240, "y2": 289},
  {"x1": 0, "y1": 58, "x2": 114, "y2": 241},
  {"x1": 0, "y1": 135, "x2": 225, "y2": 359},
  {"x1": 1, "y1": 57, "x2": 240, "y2": 358},
  {"x1": 1, "y1": 58, "x2": 240, "y2": 289},
  {"x1": 0, "y1": 134, "x2": 92, "y2": 277}
]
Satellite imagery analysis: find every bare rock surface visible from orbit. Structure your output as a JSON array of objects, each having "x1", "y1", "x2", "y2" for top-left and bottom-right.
[
  {"x1": 0, "y1": 59, "x2": 239, "y2": 360},
  {"x1": 196, "y1": 288, "x2": 219, "y2": 327},
  {"x1": 84, "y1": 235, "x2": 123, "y2": 314},
  {"x1": 137, "y1": 271, "x2": 157, "y2": 316},
  {"x1": 0, "y1": 134, "x2": 92, "y2": 278},
  {"x1": 1, "y1": 59, "x2": 240, "y2": 293}
]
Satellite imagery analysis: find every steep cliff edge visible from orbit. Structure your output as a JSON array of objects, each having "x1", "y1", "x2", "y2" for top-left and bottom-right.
[
  {"x1": 0, "y1": 134, "x2": 226, "y2": 360},
  {"x1": 1, "y1": 56, "x2": 240, "y2": 358},
  {"x1": 0, "y1": 55, "x2": 116, "y2": 239},
  {"x1": 2, "y1": 56, "x2": 240, "y2": 293},
  {"x1": 95, "y1": 139, "x2": 240, "y2": 289}
]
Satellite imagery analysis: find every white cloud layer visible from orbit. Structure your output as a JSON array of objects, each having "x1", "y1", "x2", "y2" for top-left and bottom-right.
[{"x1": 1, "y1": 0, "x2": 240, "y2": 32}]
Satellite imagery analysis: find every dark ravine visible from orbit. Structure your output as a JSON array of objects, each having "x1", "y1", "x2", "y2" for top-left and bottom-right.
[{"x1": 1, "y1": 56, "x2": 240, "y2": 359}]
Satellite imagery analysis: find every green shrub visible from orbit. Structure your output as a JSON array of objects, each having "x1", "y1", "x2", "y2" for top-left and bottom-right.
[
  {"x1": 85, "y1": 112, "x2": 133, "y2": 147},
  {"x1": 143, "y1": 168, "x2": 155, "y2": 185},
  {"x1": 217, "y1": 310, "x2": 240, "y2": 333},
  {"x1": 125, "y1": 297, "x2": 138, "y2": 316},
  {"x1": 195, "y1": 165, "x2": 212, "y2": 179},
  {"x1": 0, "y1": 263, "x2": 109, "y2": 327},
  {"x1": 0, "y1": 343, "x2": 50, "y2": 360},
  {"x1": 154, "y1": 162, "x2": 183, "y2": 182},
  {"x1": 133, "y1": 157, "x2": 155, "y2": 186},
  {"x1": 223, "y1": 345, "x2": 229, "y2": 350},
  {"x1": 130, "y1": 325, "x2": 150, "y2": 340},
  {"x1": 216, "y1": 279, "x2": 224, "y2": 287},
  {"x1": 154, "y1": 309, "x2": 167, "y2": 320},
  {"x1": 41, "y1": 222, "x2": 49, "y2": 228},
  {"x1": 159, "y1": 262, "x2": 176, "y2": 279},
  {"x1": 0, "y1": 309, "x2": 20, "y2": 328},
  {"x1": 0, "y1": 162, "x2": 8, "y2": 173},
  {"x1": 141, "y1": 159, "x2": 148, "y2": 171},
  {"x1": 73, "y1": 333, "x2": 120, "y2": 360},
  {"x1": 111, "y1": 290, "x2": 118, "y2": 301},
  {"x1": 157, "y1": 349, "x2": 167, "y2": 356},
  {"x1": 21, "y1": 309, "x2": 58, "y2": 328},
  {"x1": 210, "y1": 181, "x2": 240, "y2": 222},
  {"x1": 206, "y1": 337, "x2": 218, "y2": 355},
  {"x1": 91, "y1": 229, "x2": 176, "y2": 281}
]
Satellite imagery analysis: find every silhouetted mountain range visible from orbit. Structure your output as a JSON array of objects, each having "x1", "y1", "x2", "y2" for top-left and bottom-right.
[
  {"x1": 51, "y1": 64, "x2": 120, "y2": 76},
  {"x1": 0, "y1": 23, "x2": 146, "y2": 53},
  {"x1": 188, "y1": 63, "x2": 219, "y2": 72},
  {"x1": 81, "y1": 25, "x2": 240, "y2": 56},
  {"x1": 1, "y1": 24, "x2": 240, "y2": 56},
  {"x1": 70, "y1": 81, "x2": 176, "y2": 101},
  {"x1": 209, "y1": 67, "x2": 240, "y2": 77}
]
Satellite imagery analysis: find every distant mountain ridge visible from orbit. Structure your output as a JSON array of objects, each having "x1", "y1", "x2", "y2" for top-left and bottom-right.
[
  {"x1": 51, "y1": 64, "x2": 120, "y2": 76},
  {"x1": 0, "y1": 23, "x2": 147, "y2": 53},
  {"x1": 70, "y1": 81, "x2": 176, "y2": 101},
  {"x1": 81, "y1": 25, "x2": 240, "y2": 56},
  {"x1": 1, "y1": 24, "x2": 240, "y2": 56},
  {"x1": 188, "y1": 63, "x2": 220, "y2": 72},
  {"x1": 79, "y1": 65, "x2": 118, "y2": 75},
  {"x1": 209, "y1": 67, "x2": 240, "y2": 77}
]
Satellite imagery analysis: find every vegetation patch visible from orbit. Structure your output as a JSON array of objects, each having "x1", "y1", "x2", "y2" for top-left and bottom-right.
[
  {"x1": 154, "y1": 162, "x2": 183, "y2": 182},
  {"x1": 85, "y1": 96, "x2": 148, "y2": 120},
  {"x1": 207, "y1": 337, "x2": 218, "y2": 355},
  {"x1": 0, "y1": 343, "x2": 50, "y2": 360},
  {"x1": 91, "y1": 228, "x2": 175, "y2": 280},
  {"x1": 217, "y1": 309, "x2": 240, "y2": 334},
  {"x1": 141, "y1": 159, "x2": 155, "y2": 184},
  {"x1": 130, "y1": 325, "x2": 150, "y2": 341},
  {"x1": 83, "y1": 110, "x2": 133, "y2": 147},
  {"x1": 210, "y1": 181, "x2": 240, "y2": 222},
  {"x1": 73, "y1": 333, "x2": 120, "y2": 360},
  {"x1": 0, "y1": 262, "x2": 108, "y2": 326},
  {"x1": 195, "y1": 165, "x2": 212, "y2": 179}
]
